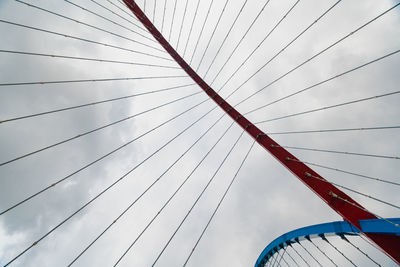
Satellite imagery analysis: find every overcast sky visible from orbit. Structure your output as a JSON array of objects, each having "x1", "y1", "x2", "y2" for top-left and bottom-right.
[{"x1": 0, "y1": 0, "x2": 399, "y2": 266}]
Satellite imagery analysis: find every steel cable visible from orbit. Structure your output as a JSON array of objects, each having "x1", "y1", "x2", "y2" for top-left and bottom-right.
[
  {"x1": 0, "y1": 19, "x2": 173, "y2": 61},
  {"x1": 0, "y1": 83, "x2": 195, "y2": 124},
  {"x1": 16, "y1": 0, "x2": 165, "y2": 53},
  {"x1": 150, "y1": 129, "x2": 245, "y2": 266},
  {"x1": 65, "y1": 0, "x2": 154, "y2": 42},
  {"x1": 4, "y1": 100, "x2": 218, "y2": 267},
  {"x1": 183, "y1": 139, "x2": 255, "y2": 266}
]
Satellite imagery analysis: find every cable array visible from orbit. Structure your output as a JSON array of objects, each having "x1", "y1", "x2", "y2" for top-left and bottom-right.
[
  {"x1": 0, "y1": 19, "x2": 172, "y2": 61},
  {"x1": 1, "y1": 0, "x2": 399, "y2": 266}
]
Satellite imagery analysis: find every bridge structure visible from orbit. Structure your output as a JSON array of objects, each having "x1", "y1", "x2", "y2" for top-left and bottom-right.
[{"x1": 0, "y1": 0, "x2": 399, "y2": 266}]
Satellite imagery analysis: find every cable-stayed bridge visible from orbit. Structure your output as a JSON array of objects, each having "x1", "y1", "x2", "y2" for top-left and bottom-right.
[{"x1": 0, "y1": 0, "x2": 399, "y2": 266}]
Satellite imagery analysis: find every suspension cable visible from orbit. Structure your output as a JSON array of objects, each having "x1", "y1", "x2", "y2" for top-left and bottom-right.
[
  {"x1": 297, "y1": 241, "x2": 323, "y2": 267},
  {"x1": 228, "y1": 4, "x2": 400, "y2": 107},
  {"x1": 276, "y1": 249, "x2": 285, "y2": 267},
  {"x1": 15, "y1": 0, "x2": 165, "y2": 53},
  {"x1": 304, "y1": 172, "x2": 400, "y2": 210},
  {"x1": 275, "y1": 252, "x2": 283, "y2": 267},
  {"x1": 215, "y1": 0, "x2": 301, "y2": 92},
  {"x1": 4, "y1": 102, "x2": 219, "y2": 267},
  {"x1": 1, "y1": 83, "x2": 195, "y2": 124},
  {"x1": 150, "y1": 129, "x2": 245, "y2": 266},
  {"x1": 0, "y1": 49, "x2": 180, "y2": 69},
  {"x1": 87, "y1": 0, "x2": 149, "y2": 34},
  {"x1": 176, "y1": 0, "x2": 189, "y2": 50},
  {"x1": 307, "y1": 238, "x2": 338, "y2": 267},
  {"x1": 264, "y1": 125, "x2": 400, "y2": 136},
  {"x1": 121, "y1": 3, "x2": 400, "y2": 263},
  {"x1": 358, "y1": 234, "x2": 384, "y2": 254},
  {"x1": 168, "y1": 0, "x2": 178, "y2": 42},
  {"x1": 281, "y1": 145, "x2": 399, "y2": 160},
  {"x1": 64, "y1": 0, "x2": 153, "y2": 42},
  {"x1": 221, "y1": 0, "x2": 341, "y2": 94},
  {"x1": 188, "y1": 0, "x2": 216, "y2": 65},
  {"x1": 208, "y1": 0, "x2": 272, "y2": 85},
  {"x1": 202, "y1": 0, "x2": 249, "y2": 79},
  {"x1": 106, "y1": 0, "x2": 139, "y2": 22},
  {"x1": 152, "y1": 0, "x2": 156, "y2": 23},
  {"x1": 183, "y1": 139, "x2": 255, "y2": 266},
  {"x1": 161, "y1": 0, "x2": 167, "y2": 33},
  {"x1": 271, "y1": 250, "x2": 280, "y2": 267},
  {"x1": 194, "y1": 0, "x2": 230, "y2": 72},
  {"x1": 340, "y1": 235, "x2": 381, "y2": 266},
  {"x1": 287, "y1": 158, "x2": 400, "y2": 186},
  {"x1": 182, "y1": 0, "x2": 200, "y2": 58},
  {"x1": 328, "y1": 193, "x2": 400, "y2": 228},
  {"x1": 112, "y1": 120, "x2": 235, "y2": 267},
  {"x1": 244, "y1": 49, "x2": 400, "y2": 115},
  {"x1": 0, "y1": 75, "x2": 187, "y2": 87},
  {"x1": 321, "y1": 235, "x2": 357, "y2": 266},
  {"x1": 253, "y1": 90, "x2": 400, "y2": 125},
  {"x1": 278, "y1": 247, "x2": 290, "y2": 267},
  {"x1": 289, "y1": 244, "x2": 310, "y2": 267},
  {"x1": 67, "y1": 111, "x2": 227, "y2": 266},
  {"x1": 285, "y1": 248, "x2": 300, "y2": 267},
  {"x1": 0, "y1": 98, "x2": 212, "y2": 226},
  {"x1": 0, "y1": 19, "x2": 172, "y2": 61}
]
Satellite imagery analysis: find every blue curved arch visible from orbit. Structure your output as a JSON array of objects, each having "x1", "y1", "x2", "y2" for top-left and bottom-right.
[{"x1": 255, "y1": 218, "x2": 400, "y2": 267}]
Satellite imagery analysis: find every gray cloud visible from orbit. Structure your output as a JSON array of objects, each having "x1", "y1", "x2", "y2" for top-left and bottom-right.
[{"x1": 1, "y1": 0, "x2": 399, "y2": 266}]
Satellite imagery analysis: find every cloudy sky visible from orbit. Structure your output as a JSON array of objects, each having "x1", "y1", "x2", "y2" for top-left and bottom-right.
[{"x1": 0, "y1": 0, "x2": 399, "y2": 266}]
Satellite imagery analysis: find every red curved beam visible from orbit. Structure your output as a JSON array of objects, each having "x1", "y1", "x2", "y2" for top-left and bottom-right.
[{"x1": 122, "y1": 0, "x2": 400, "y2": 263}]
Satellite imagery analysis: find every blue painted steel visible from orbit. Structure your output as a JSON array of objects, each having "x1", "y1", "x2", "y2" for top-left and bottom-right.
[
  {"x1": 255, "y1": 218, "x2": 400, "y2": 267},
  {"x1": 360, "y1": 218, "x2": 400, "y2": 235}
]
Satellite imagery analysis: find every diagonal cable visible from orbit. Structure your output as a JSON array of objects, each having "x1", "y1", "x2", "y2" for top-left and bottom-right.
[
  {"x1": 0, "y1": 19, "x2": 173, "y2": 61},
  {"x1": 215, "y1": 0, "x2": 301, "y2": 92},
  {"x1": 307, "y1": 238, "x2": 338, "y2": 266},
  {"x1": 0, "y1": 95, "x2": 208, "y2": 215},
  {"x1": 229, "y1": 3, "x2": 400, "y2": 107},
  {"x1": 64, "y1": 0, "x2": 154, "y2": 42},
  {"x1": 194, "y1": 0, "x2": 230, "y2": 72},
  {"x1": 208, "y1": 0, "x2": 272, "y2": 85},
  {"x1": 161, "y1": 0, "x2": 167, "y2": 33},
  {"x1": 183, "y1": 139, "x2": 255, "y2": 266},
  {"x1": 113, "y1": 119, "x2": 233, "y2": 267},
  {"x1": 244, "y1": 49, "x2": 400, "y2": 115},
  {"x1": 182, "y1": 0, "x2": 200, "y2": 58},
  {"x1": 287, "y1": 158, "x2": 400, "y2": 186},
  {"x1": 0, "y1": 49, "x2": 180, "y2": 69},
  {"x1": 188, "y1": 0, "x2": 216, "y2": 65},
  {"x1": 87, "y1": 0, "x2": 149, "y2": 34},
  {"x1": 264, "y1": 125, "x2": 400, "y2": 136},
  {"x1": 0, "y1": 83, "x2": 195, "y2": 124},
  {"x1": 76, "y1": 114, "x2": 230, "y2": 266},
  {"x1": 218, "y1": 0, "x2": 339, "y2": 94},
  {"x1": 202, "y1": 0, "x2": 249, "y2": 79},
  {"x1": 168, "y1": 0, "x2": 178, "y2": 42},
  {"x1": 322, "y1": 236, "x2": 357, "y2": 266},
  {"x1": 305, "y1": 173, "x2": 400, "y2": 210},
  {"x1": 0, "y1": 74, "x2": 187, "y2": 87},
  {"x1": 175, "y1": 0, "x2": 189, "y2": 50},
  {"x1": 106, "y1": 0, "x2": 140, "y2": 22},
  {"x1": 67, "y1": 113, "x2": 229, "y2": 266},
  {"x1": 254, "y1": 90, "x2": 400, "y2": 125},
  {"x1": 282, "y1": 145, "x2": 399, "y2": 160},
  {"x1": 16, "y1": 0, "x2": 165, "y2": 53},
  {"x1": 4, "y1": 102, "x2": 219, "y2": 267},
  {"x1": 149, "y1": 129, "x2": 245, "y2": 266}
]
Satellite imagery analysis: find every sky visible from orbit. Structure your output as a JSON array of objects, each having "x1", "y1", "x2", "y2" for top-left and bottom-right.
[{"x1": 0, "y1": 0, "x2": 399, "y2": 266}]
